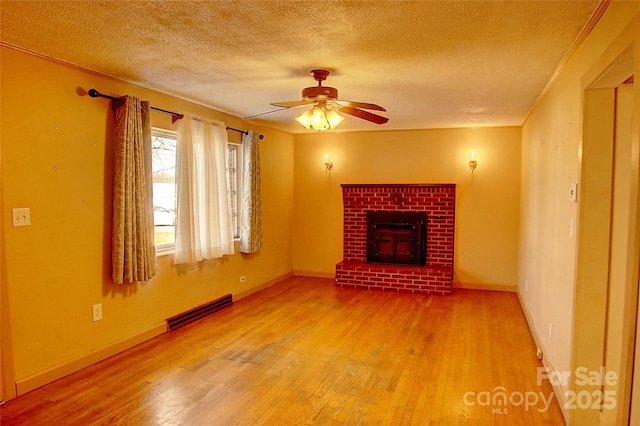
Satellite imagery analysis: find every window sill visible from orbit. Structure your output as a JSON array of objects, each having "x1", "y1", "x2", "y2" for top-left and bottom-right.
[
  {"x1": 155, "y1": 239, "x2": 240, "y2": 258},
  {"x1": 155, "y1": 244, "x2": 175, "y2": 257}
]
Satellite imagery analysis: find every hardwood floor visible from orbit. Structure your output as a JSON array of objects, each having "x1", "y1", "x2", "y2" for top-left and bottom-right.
[{"x1": 0, "y1": 277, "x2": 565, "y2": 425}]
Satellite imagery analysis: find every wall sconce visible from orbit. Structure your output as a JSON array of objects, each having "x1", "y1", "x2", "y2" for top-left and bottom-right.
[
  {"x1": 324, "y1": 154, "x2": 334, "y2": 172},
  {"x1": 469, "y1": 151, "x2": 478, "y2": 172}
]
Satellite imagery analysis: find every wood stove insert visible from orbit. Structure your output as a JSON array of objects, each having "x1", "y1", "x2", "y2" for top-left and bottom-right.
[{"x1": 366, "y1": 210, "x2": 428, "y2": 266}]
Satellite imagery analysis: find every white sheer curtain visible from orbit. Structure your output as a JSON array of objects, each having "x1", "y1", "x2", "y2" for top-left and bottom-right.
[{"x1": 173, "y1": 115, "x2": 234, "y2": 264}]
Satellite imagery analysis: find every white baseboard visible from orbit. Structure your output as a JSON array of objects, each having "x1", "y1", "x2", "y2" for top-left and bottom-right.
[
  {"x1": 293, "y1": 270, "x2": 336, "y2": 279},
  {"x1": 16, "y1": 322, "x2": 167, "y2": 396},
  {"x1": 516, "y1": 290, "x2": 569, "y2": 424},
  {"x1": 234, "y1": 271, "x2": 293, "y2": 300},
  {"x1": 453, "y1": 281, "x2": 517, "y2": 292}
]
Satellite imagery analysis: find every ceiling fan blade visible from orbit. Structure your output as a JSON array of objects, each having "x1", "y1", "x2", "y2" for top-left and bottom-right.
[
  {"x1": 270, "y1": 100, "x2": 315, "y2": 108},
  {"x1": 336, "y1": 100, "x2": 386, "y2": 111},
  {"x1": 339, "y1": 106, "x2": 389, "y2": 125}
]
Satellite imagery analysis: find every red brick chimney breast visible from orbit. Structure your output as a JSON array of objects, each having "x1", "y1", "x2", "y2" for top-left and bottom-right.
[{"x1": 335, "y1": 184, "x2": 455, "y2": 295}]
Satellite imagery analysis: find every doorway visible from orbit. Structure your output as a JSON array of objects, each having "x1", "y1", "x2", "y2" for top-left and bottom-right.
[{"x1": 572, "y1": 45, "x2": 638, "y2": 425}]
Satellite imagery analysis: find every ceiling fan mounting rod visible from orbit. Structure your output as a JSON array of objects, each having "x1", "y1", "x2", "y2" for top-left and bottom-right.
[{"x1": 311, "y1": 69, "x2": 331, "y2": 84}]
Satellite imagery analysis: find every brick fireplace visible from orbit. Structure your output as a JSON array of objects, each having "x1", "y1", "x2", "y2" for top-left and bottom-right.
[{"x1": 335, "y1": 184, "x2": 455, "y2": 295}]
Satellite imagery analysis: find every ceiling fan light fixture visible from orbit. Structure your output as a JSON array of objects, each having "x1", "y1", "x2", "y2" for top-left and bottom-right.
[
  {"x1": 295, "y1": 110, "x2": 313, "y2": 129},
  {"x1": 296, "y1": 105, "x2": 344, "y2": 131},
  {"x1": 311, "y1": 106, "x2": 326, "y2": 122},
  {"x1": 311, "y1": 107, "x2": 330, "y2": 131},
  {"x1": 326, "y1": 110, "x2": 344, "y2": 128}
]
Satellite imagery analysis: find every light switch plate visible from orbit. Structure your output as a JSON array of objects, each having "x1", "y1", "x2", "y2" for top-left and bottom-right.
[
  {"x1": 12, "y1": 208, "x2": 31, "y2": 227},
  {"x1": 569, "y1": 183, "x2": 577, "y2": 202}
]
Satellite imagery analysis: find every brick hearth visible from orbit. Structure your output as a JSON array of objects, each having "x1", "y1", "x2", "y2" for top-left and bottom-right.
[{"x1": 335, "y1": 184, "x2": 455, "y2": 295}]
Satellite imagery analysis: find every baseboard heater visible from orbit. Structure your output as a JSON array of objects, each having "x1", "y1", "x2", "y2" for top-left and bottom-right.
[{"x1": 166, "y1": 294, "x2": 233, "y2": 332}]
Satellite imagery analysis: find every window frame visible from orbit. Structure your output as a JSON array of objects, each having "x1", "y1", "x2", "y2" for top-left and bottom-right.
[
  {"x1": 150, "y1": 128, "x2": 243, "y2": 257},
  {"x1": 227, "y1": 141, "x2": 243, "y2": 241},
  {"x1": 151, "y1": 127, "x2": 178, "y2": 257}
]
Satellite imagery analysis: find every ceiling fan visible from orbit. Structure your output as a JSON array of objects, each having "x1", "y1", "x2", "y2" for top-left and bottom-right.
[{"x1": 249, "y1": 69, "x2": 389, "y2": 131}]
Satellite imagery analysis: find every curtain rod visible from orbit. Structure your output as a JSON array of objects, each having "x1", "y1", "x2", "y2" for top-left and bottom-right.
[
  {"x1": 226, "y1": 126, "x2": 264, "y2": 140},
  {"x1": 88, "y1": 89, "x2": 184, "y2": 123},
  {"x1": 89, "y1": 88, "x2": 263, "y2": 139}
]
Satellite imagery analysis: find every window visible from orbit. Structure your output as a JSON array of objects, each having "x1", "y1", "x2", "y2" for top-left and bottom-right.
[
  {"x1": 227, "y1": 142, "x2": 242, "y2": 239},
  {"x1": 151, "y1": 128, "x2": 242, "y2": 255},
  {"x1": 151, "y1": 128, "x2": 177, "y2": 252}
]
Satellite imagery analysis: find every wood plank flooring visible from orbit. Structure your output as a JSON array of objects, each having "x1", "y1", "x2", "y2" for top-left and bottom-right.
[{"x1": 0, "y1": 277, "x2": 565, "y2": 425}]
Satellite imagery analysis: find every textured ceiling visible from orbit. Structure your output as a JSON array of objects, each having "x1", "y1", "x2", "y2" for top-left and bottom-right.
[{"x1": 1, "y1": 1, "x2": 600, "y2": 133}]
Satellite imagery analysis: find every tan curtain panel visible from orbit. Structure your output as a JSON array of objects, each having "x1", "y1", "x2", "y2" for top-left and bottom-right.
[
  {"x1": 112, "y1": 96, "x2": 157, "y2": 283},
  {"x1": 239, "y1": 130, "x2": 263, "y2": 253}
]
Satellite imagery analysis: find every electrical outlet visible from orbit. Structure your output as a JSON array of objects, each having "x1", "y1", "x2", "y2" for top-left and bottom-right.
[
  {"x1": 240, "y1": 276, "x2": 246, "y2": 283},
  {"x1": 549, "y1": 323, "x2": 553, "y2": 340},
  {"x1": 12, "y1": 208, "x2": 31, "y2": 227},
  {"x1": 92, "y1": 303, "x2": 103, "y2": 322}
]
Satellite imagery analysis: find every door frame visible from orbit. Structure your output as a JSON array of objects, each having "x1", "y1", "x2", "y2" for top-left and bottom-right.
[{"x1": 570, "y1": 19, "x2": 639, "y2": 426}]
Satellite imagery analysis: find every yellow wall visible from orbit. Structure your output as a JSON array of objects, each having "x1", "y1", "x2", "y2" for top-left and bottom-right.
[
  {"x1": 1, "y1": 46, "x2": 294, "y2": 397},
  {"x1": 5, "y1": 3, "x2": 638, "y2": 412},
  {"x1": 519, "y1": 2, "x2": 640, "y2": 423},
  {"x1": 292, "y1": 127, "x2": 522, "y2": 289}
]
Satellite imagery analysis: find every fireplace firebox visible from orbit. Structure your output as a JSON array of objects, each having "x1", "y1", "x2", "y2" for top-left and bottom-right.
[{"x1": 367, "y1": 211, "x2": 428, "y2": 266}]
